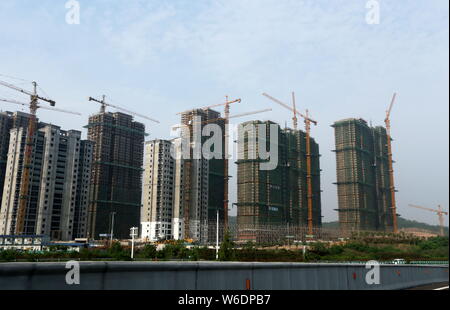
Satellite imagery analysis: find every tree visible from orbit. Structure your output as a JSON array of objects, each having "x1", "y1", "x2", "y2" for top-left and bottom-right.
[
  {"x1": 108, "y1": 241, "x2": 130, "y2": 260},
  {"x1": 218, "y1": 231, "x2": 235, "y2": 261},
  {"x1": 110, "y1": 241, "x2": 123, "y2": 254},
  {"x1": 141, "y1": 244, "x2": 157, "y2": 259}
]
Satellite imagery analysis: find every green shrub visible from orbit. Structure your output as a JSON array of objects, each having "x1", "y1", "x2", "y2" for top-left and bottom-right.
[
  {"x1": 140, "y1": 244, "x2": 157, "y2": 259},
  {"x1": 218, "y1": 232, "x2": 235, "y2": 261},
  {"x1": 108, "y1": 241, "x2": 131, "y2": 260},
  {"x1": 0, "y1": 249, "x2": 19, "y2": 261}
]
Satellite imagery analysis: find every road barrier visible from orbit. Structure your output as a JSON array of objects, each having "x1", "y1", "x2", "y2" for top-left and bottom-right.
[{"x1": 0, "y1": 261, "x2": 447, "y2": 290}]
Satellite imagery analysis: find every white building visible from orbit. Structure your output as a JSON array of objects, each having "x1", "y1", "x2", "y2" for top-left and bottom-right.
[
  {"x1": 141, "y1": 140, "x2": 175, "y2": 241},
  {"x1": 0, "y1": 124, "x2": 92, "y2": 240}
]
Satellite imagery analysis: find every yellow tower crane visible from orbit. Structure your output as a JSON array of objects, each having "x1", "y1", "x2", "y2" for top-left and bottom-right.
[{"x1": 409, "y1": 204, "x2": 448, "y2": 236}]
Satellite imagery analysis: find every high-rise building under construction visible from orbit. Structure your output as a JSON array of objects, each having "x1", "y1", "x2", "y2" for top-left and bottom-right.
[
  {"x1": 332, "y1": 118, "x2": 394, "y2": 232},
  {"x1": 86, "y1": 112, "x2": 145, "y2": 239},
  {"x1": 236, "y1": 120, "x2": 322, "y2": 242}
]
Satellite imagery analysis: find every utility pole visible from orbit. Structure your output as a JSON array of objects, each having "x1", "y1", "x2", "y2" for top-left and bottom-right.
[
  {"x1": 216, "y1": 209, "x2": 219, "y2": 260},
  {"x1": 130, "y1": 227, "x2": 138, "y2": 260},
  {"x1": 110, "y1": 212, "x2": 116, "y2": 247}
]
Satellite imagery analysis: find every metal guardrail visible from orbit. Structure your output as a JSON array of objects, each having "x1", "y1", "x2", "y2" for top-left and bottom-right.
[
  {"x1": 319, "y1": 260, "x2": 449, "y2": 265},
  {"x1": 409, "y1": 261, "x2": 449, "y2": 265}
]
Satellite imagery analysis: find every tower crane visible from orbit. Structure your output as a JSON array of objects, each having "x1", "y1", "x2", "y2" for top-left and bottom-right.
[
  {"x1": 88, "y1": 95, "x2": 160, "y2": 123},
  {"x1": 408, "y1": 204, "x2": 448, "y2": 236},
  {"x1": 0, "y1": 98, "x2": 81, "y2": 115},
  {"x1": 0, "y1": 79, "x2": 79, "y2": 234},
  {"x1": 385, "y1": 93, "x2": 398, "y2": 233},
  {"x1": 262, "y1": 92, "x2": 318, "y2": 238}
]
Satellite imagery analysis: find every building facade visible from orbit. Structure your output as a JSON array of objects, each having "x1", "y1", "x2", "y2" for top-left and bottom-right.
[
  {"x1": 171, "y1": 108, "x2": 225, "y2": 244},
  {"x1": 72, "y1": 140, "x2": 94, "y2": 239},
  {"x1": 86, "y1": 112, "x2": 145, "y2": 239},
  {"x1": 141, "y1": 139, "x2": 175, "y2": 241},
  {"x1": 0, "y1": 111, "x2": 31, "y2": 209},
  {"x1": 332, "y1": 118, "x2": 393, "y2": 232},
  {"x1": 0, "y1": 124, "x2": 92, "y2": 240},
  {"x1": 236, "y1": 120, "x2": 322, "y2": 242}
]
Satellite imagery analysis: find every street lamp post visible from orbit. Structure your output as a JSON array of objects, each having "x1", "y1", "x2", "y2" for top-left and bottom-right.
[
  {"x1": 216, "y1": 210, "x2": 219, "y2": 260},
  {"x1": 110, "y1": 212, "x2": 116, "y2": 247},
  {"x1": 130, "y1": 227, "x2": 138, "y2": 260}
]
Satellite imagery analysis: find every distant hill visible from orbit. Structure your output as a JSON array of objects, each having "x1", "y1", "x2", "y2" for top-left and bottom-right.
[
  {"x1": 322, "y1": 217, "x2": 448, "y2": 236},
  {"x1": 230, "y1": 216, "x2": 448, "y2": 235}
]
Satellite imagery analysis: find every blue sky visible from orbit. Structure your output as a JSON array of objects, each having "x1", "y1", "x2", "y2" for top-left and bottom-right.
[{"x1": 0, "y1": 0, "x2": 448, "y2": 225}]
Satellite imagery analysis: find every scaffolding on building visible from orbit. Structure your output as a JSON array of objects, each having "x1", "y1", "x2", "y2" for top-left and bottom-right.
[{"x1": 332, "y1": 118, "x2": 394, "y2": 233}]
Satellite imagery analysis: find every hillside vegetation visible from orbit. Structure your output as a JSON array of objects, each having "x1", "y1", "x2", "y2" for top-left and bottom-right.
[{"x1": 321, "y1": 217, "x2": 449, "y2": 236}]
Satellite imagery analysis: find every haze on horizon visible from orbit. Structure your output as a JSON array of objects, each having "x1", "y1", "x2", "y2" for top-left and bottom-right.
[{"x1": 0, "y1": 0, "x2": 448, "y2": 226}]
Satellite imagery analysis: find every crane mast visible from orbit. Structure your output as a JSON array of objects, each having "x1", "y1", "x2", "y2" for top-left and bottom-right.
[
  {"x1": 16, "y1": 82, "x2": 38, "y2": 234},
  {"x1": 385, "y1": 93, "x2": 398, "y2": 233},
  {"x1": 304, "y1": 110, "x2": 314, "y2": 237},
  {"x1": 292, "y1": 92, "x2": 298, "y2": 130},
  {"x1": 223, "y1": 96, "x2": 241, "y2": 232}
]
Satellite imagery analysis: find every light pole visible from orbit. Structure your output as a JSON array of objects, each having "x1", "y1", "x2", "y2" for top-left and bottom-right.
[
  {"x1": 130, "y1": 227, "x2": 138, "y2": 260},
  {"x1": 216, "y1": 210, "x2": 219, "y2": 260},
  {"x1": 110, "y1": 212, "x2": 116, "y2": 247}
]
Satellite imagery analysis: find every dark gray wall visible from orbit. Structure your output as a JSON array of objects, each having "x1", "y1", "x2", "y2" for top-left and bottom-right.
[{"x1": 0, "y1": 261, "x2": 447, "y2": 290}]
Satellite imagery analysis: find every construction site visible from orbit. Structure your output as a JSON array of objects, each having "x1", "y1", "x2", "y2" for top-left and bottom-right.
[{"x1": 0, "y1": 77, "x2": 447, "y2": 247}]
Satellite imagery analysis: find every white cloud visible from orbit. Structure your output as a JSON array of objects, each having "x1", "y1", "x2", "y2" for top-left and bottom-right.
[
  {"x1": 100, "y1": 4, "x2": 179, "y2": 65},
  {"x1": 97, "y1": 0, "x2": 447, "y2": 90}
]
